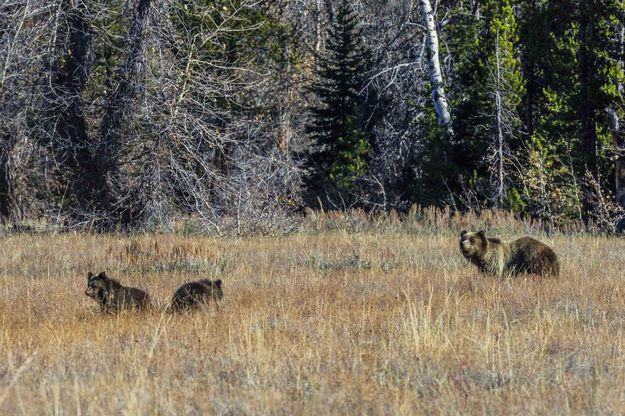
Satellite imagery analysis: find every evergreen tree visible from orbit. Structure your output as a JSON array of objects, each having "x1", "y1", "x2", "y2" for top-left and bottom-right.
[
  {"x1": 517, "y1": 0, "x2": 624, "y2": 221},
  {"x1": 417, "y1": 0, "x2": 524, "y2": 209},
  {"x1": 516, "y1": 0, "x2": 584, "y2": 221},
  {"x1": 305, "y1": 0, "x2": 374, "y2": 208}
]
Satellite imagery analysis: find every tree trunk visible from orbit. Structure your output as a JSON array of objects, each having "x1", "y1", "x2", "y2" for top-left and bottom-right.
[
  {"x1": 494, "y1": 31, "x2": 505, "y2": 207},
  {"x1": 0, "y1": 5, "x2": 22, "y2": 223},
  {"x1": 0, "y1": 135, "x2": 16, "y2": 223},
  {"x1": 45, "y1": 0, "x2": 107, "y2": 214},
  {"x1": 522, "y1": 60, "x2": 536, "y2": 137},
  {"x1": 608, "y1": 20, "x2": 625, "y2": 210},
  {"x1": 576, "y1": 1, "x2": 601, "y2": 220},
  {"x1": 97, "y1": 0, "x2": 152, "y2": 225},
  {"x1": 616, "y1": 22, "x2": 625, "y2": 209},
  {"x1": 606, "y1": 107, "x2": 625, "y2": 208},
  {"x1": 98, "y1": 0, "x2": 152, "y2": 170},
  {"x1": 577, "y1": 3, "x2": 598, "y2": 174},
  {"x1": 419, "y1": 0, "x2": 452, "y2": 134}
]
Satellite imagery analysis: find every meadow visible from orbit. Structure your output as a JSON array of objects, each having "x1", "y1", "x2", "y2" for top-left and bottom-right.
[{"x1": 0, "y1": 210, "x2": 624, "y2": 415}]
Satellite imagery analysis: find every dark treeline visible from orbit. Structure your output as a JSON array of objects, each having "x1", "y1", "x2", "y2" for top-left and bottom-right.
[{"x1": 0, "y1": 0, "x2": 623, "y2": 232}]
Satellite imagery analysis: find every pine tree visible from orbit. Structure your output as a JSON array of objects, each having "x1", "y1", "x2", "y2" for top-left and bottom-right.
[
  {"x1": 418, "y1": 0, "x2": 524, "y2": 209},
  {"x1": 517, "y1": 0, "x2": 624, "y2": 221},
  {"x1": 305, "y1": 0, "x2": 374, "y2": 208}
]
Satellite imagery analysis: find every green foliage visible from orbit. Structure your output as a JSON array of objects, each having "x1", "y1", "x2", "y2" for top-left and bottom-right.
[
  {"x1": 506, "y1": 187, "x2": 526, "y2": 213},
  {"x1": 327, "y1": 123, "x2": 371, "y2": 192},
  {"x1": 418, "y1": 0, "x2": 525, "y2": 207},
  {"x1": 412, "y1": 0, "x2": 624, "y2": 222},
  {"x1": 516, "y1": 0, "x2": 624, "y2": 220},
  {"x1": 306, "y1": 0, "x2": 375, "y2": 206},
  {"x1": 520, "y1": 134, "x2": 585, "y2": 223}
]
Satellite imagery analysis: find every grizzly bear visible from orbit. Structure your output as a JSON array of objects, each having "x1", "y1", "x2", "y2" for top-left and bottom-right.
[
  {"x1": 170, "y1": 279, "x2": 223, "y2": 312},
  {"x1": 85, "y1": 271, "x2": 151, "y2": 313},
  {"x1": 459, "y1": 230, "x2": 560, "y2": 277}
]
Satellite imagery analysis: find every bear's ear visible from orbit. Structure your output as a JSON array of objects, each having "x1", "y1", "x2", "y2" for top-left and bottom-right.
[
  {"x1": 96, "y1": 271, "x2": 107, "y2": 279},
  {"x1": 460, "y1": 230, "x2": 467, "y2": 237},
  {"x1": 477, "y1": 230, "x2": 486, "y2": 241},
  {"x1": 87, "y1": 271, "x2": 94, "y2": 283},
  {"x1": 214, "y1": 279, "x2": 222, "y2": 288}
]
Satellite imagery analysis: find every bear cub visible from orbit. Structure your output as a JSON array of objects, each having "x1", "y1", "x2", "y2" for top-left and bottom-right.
[
  {"x1": 459, "y1": 230, "x2": 559, "y2": 277},
  {"x1": 170, "y1": 279, "x2": 223, "y2": 312},
  {"x1": 85, "y1": 271, "x2": 151, "y2": 313}
]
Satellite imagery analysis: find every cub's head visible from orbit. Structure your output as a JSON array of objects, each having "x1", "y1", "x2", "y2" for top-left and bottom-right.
[
  {"x1": 85, "y1": 271, "x2": 109, "y2": 300},
  {"x1": 211, "y1": 279, "x2": 223, "y2": 300},
  {"x1": 459, "y1": 230, "x2": 487, "y2": 258}
]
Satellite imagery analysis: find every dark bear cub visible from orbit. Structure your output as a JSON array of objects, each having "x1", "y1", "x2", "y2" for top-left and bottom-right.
[
  {"x1": 459, "y1": 230, "x2": 560, "y2": 277},
  {"x1": 170, "y1": 279, "x2": 223, "y2": 312},
  {"x1": 85, "y1": 271, "x2": 150, "y2": 313}
]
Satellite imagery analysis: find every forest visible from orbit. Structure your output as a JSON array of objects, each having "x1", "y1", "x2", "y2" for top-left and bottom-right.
[{"x1": 0, "y1": 0, "x2": 624, "y2": 233}]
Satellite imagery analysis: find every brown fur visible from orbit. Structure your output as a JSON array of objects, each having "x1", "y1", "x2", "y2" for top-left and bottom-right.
[
  {"x1": 459, "y1": 230, "x2": 560, "y2": 277},
  {"x1": 85, "y1": 271, "x2": 150, "y2": 313},
  {"x1": 170, "y1": 279, "x2": 223, "y2": 312}
]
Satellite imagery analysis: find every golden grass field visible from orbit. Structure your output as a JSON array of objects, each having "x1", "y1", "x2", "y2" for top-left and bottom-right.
[{"x1": 1, "y1": 213, "x2": 625, "y2": 414}]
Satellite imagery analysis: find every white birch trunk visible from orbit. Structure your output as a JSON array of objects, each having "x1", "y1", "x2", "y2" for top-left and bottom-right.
[
  {"x1": 419, "y1": 0, "x2": 452, "y2": 134},
  {"x1": 315, "y1": 0, "x2": 323, "y2": 53}
]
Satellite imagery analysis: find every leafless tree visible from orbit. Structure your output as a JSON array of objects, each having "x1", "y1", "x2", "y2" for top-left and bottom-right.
[
  {"x1": 0, "y1": 1, "x2": 54, "y2": 223},
  {"x1": 483, "y1": 29, "x2": 523, "y2": 209},
  {"x1": 0, "y1": 0, "x2": 304, "y2": 232}
]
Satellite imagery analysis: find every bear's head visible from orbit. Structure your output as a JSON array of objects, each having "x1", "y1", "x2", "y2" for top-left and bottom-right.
[
  {"x1": 85, "y1": 271, "x2": 121, "y2": 301},
  {"x1": 85, "y1": 271, "x2": 108, "y2": 300},
  {"x1": 459, "y1": 230, "x2": 487, "y2": 259}
]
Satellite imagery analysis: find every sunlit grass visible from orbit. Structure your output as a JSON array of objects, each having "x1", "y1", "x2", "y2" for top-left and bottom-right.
[{"x1": 0, "y1": 225, "x2": 624, "y2": 414}]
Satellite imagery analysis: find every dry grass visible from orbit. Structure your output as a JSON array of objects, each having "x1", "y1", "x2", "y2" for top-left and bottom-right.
[{"x1": 0, "y1": 226, "x2": 624, "y2": 414}]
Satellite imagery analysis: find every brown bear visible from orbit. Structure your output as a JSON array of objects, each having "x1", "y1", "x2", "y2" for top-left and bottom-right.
[
  {"x1": 170, "y1": 279, "x2": 223, "y2": 312},
  {"x1": 85, "y1": 271, "x2": 151, "y2": 313},
  {"x1": 459, "y1": 230, "x2": 560, "y2": 277}
]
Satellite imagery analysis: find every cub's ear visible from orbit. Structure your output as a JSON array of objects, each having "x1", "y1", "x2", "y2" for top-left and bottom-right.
[
  {"x1": 460, "y1": 230, "x2": 467, "y2": 237},
  {"x1": 87, "y1": 271, "x2": 94, "y2": 282},
  {"x1": 96, "y1": 271, "x2": 107, "y2": 279},
  {"x1": 214, "y1": 279, "x2": 222, "y2": 288},
  {"x1": 477, "y1": 230, "x2": 486, "y2": 239}
]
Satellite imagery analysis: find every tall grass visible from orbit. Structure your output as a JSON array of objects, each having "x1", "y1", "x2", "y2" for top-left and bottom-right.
[{"x1": 0, "y1": 221, "x2": 624, "y2": 414}]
